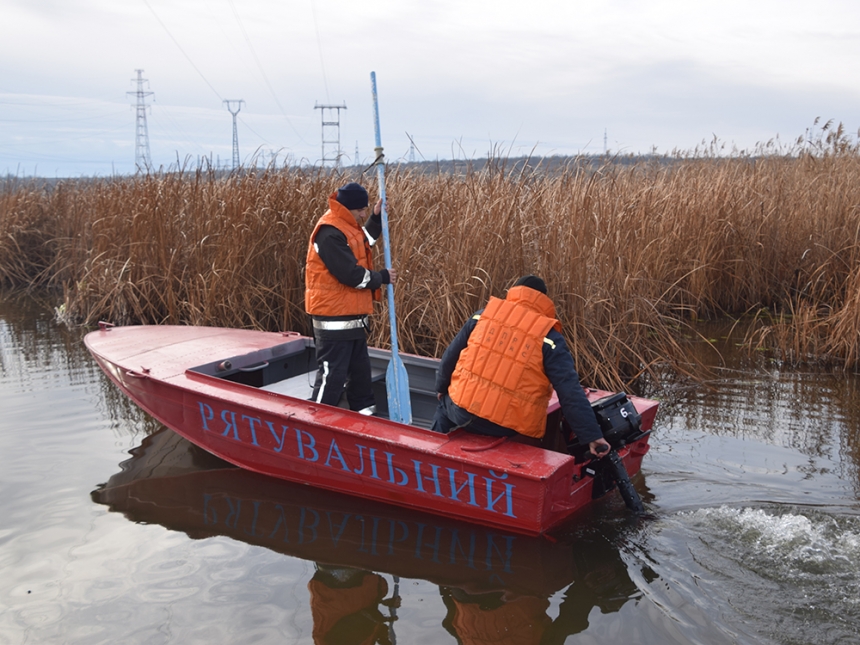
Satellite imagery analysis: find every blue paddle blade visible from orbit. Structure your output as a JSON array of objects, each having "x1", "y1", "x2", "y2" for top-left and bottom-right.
[{"x1": 386, "y1": 353, "x2": 412, "y2": 425}]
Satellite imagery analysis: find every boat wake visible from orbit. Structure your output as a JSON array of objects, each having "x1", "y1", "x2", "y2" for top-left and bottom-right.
[
  {"x1": 631, "y1": 504, "x2": 860, "y2": 645},
  {"x1": 684, "y1": 506, "x2": 860, "y2": 579}
]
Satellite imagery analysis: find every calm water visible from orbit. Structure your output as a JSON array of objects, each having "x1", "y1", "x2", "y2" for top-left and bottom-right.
[{"x1": 1, "y1": 292, "x2": 859, "y2": 645}]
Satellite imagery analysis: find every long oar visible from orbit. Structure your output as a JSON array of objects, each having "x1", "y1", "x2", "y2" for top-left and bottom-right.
[{"x1": 371, "y1": 71, "x2": 412, "y2": 425}]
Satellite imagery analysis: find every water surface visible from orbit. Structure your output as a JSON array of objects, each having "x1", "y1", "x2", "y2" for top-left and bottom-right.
[{"x1": 1, "y1": 293, "x2": 858, "y2": 644}]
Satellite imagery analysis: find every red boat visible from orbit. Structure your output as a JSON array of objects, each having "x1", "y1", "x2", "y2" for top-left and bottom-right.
[
  {"x1": 93, "y1": 427, "x2": 639, "y2": 601},
  {"x1": 84, "y1": 324, "x2": 658, "y2": 535}
]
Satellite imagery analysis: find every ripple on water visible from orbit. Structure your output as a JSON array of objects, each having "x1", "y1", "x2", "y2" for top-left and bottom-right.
[
  {"x1": 659, "y1": 505, "x2": 860, "y2": 644},
  {"x1": 683, "y1": 506, "x2": 860, "y2": 577}
]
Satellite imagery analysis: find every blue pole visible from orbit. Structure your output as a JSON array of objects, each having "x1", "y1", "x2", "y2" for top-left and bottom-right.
[{"x1": 371, "y1": 71, "x2": 412, "y2": 425}]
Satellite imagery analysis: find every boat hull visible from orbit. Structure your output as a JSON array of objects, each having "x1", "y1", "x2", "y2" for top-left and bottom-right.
[
  {"x1": 93, "y1": 428, "x2": 635, "y2": 599},
  {"x1": 85, "y1": 325, "x2": 657, "y2": 535}
]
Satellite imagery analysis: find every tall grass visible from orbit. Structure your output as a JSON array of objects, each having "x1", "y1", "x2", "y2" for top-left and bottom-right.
[{"x1": 3, "y1": 124, "x2": 860, "y2": 389}]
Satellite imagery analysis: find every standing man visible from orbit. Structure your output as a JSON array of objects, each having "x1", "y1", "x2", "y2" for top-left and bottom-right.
[
  {"x1": 305, "y1": 182, "x2": 396, "y2": 415},
  {"x1": 433, "y1": 275, "x2": 610, "y2": 457}
]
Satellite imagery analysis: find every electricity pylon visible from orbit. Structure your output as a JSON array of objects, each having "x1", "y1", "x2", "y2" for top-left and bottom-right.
[
  {"x1": 224, "y1": 100, "x2": 244, "y2": 169},
  {"x1": 314, "y1": 102, "x2": 347, "y2": 167},
  {"x1": 128, "y1": 70, "x2": 154, "y2": 172}
]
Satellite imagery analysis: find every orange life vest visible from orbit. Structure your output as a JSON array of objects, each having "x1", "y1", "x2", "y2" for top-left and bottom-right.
[
  {"x1": 308, "y1": 573, "x2": 388, "y2": 644},
  {"x1": 305, "y1": 194, "x2": 379, "y2": 316},
  {"x1": 448, "y1": 594, "x2": 551, "y2": 645},
  {"x1": 448, "y1": 286, "x2": 563, "y2": 438}
]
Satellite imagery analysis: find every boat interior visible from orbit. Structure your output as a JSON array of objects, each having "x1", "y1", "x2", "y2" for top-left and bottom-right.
[
  {"x1": 187, "y1": 335, "x2": 596, "y2": 456},
  {"x1": 187, "y1": 335, "x2": 441, "y2": 429}
]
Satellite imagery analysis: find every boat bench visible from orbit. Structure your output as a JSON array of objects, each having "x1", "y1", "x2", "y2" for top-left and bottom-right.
[{"x1": 259, "y1": 364, "x2": 386, "y2": 399}]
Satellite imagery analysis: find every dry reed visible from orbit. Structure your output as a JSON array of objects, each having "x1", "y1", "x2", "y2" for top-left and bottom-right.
[{"x1": 3, "y1": 124, "x2": 860, "y2": 389}]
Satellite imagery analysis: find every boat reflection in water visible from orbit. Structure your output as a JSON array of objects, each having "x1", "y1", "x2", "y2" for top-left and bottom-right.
[{"x1": 92, "y1": 428, "x2": 641, "y2": 643}]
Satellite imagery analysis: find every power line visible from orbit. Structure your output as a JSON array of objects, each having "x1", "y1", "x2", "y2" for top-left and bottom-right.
[
  {"x1": 405, "y1": 132, "x2": 425, "y2": 161},
  {"x1": 142, "y1": 0, "x2": 224, "y2": 102},
  {"x1": 135, "y1": 3, "x2": 348, "y2": 169},
  {"x1": 226, "y1": 0, "x2": 308, "y2": 144},
  {"x1": 147, "y1": 108, "x2": 210, "y2": 157},
  {"x1": 309, "y1": 0, "x2": 331, "y2": 103}
]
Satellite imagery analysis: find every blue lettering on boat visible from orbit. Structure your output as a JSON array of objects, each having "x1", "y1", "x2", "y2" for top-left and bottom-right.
[
  {"x1": 264, "y1": 420, "x2": 288, "y2": 453},
  {"x1": 220, "y1": 409, "x2": 239, "y2": 440},
  {"x1": 412, "y1": 460, "x2": 444, "y2": 497},
  {"x1": 295, "y1": 428, "x2": 319, "y2": 462},
  {"x1": 241, "y1": 415, "x2": 261, "y2": 446},
  {"x1": 384, "y1": 452, "x2": 409, "y2": 486},
  {"x1": 447, "y1": 468, "x2": 478, "y2": 507},
  {"x1": 195, "y1": 398, "x2": 517, "y2": 518},
  {"x1": 485, "y1": 471, "x2": 516, "y2": 517},
  {"x1": 353, "y1": 445, "x2": 381, "y2": 479},
  {"x1": 324, "y1": 438, "x2": 350, "y2": 471}
]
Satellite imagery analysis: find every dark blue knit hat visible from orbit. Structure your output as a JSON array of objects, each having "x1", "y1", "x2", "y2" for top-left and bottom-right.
[
  {"x1": 336, "y1": 182, "x2": 369, "y2": 210},
  {"x1": 513, "y1": 275, "x2": 547, "y2": 294}
]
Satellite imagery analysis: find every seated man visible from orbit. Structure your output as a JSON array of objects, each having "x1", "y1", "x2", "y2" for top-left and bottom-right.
[{"x1": 433, "y1": 275, "x2": 610, "y2": 457}]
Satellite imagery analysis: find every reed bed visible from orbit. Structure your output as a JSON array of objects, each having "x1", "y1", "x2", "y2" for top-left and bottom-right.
[{"x1": 3, "y1": 127, "x2": 860, "y2": 389}]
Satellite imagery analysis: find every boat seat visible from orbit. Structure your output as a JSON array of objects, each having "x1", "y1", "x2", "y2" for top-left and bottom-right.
[
  {"x1": 259, "y1": 373, "x2": 316, "y2": 398},
  {"x1": 260, "y1": 364, "x2": 387, "y2": 399}
]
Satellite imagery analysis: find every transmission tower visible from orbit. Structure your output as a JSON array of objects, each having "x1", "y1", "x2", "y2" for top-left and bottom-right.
[
  {"x1": 128, "y1": 70, "x2": 154, "y2": 172},
  {"x1": 223, "y1": 99, "x2": 244, "y2": 169},
  {"x1": 314, "y1": 102, "x2": 347, "y2": 167}
]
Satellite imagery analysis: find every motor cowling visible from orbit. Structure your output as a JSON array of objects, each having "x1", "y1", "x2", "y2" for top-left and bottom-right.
[
  {"x1": 566, "y1": 392, "x2": 649, "y2": 513},
  {"x1": 590, "y1": 392, "x2": 645, "y2": 449}
]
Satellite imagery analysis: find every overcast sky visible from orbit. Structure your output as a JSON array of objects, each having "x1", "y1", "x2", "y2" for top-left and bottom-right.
[{"x1": 2, "y1": 0, "x2": 859, "y2": 177}]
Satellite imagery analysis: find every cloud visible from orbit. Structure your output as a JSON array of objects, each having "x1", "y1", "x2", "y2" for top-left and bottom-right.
[{"x1": 2, "y1": 0, "x2": 860, "y2": 175}]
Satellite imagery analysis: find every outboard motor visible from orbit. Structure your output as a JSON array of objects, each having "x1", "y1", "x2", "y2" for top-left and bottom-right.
[{"x1": 567, "y1": 392, "x2": 650, "y2": 513}]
